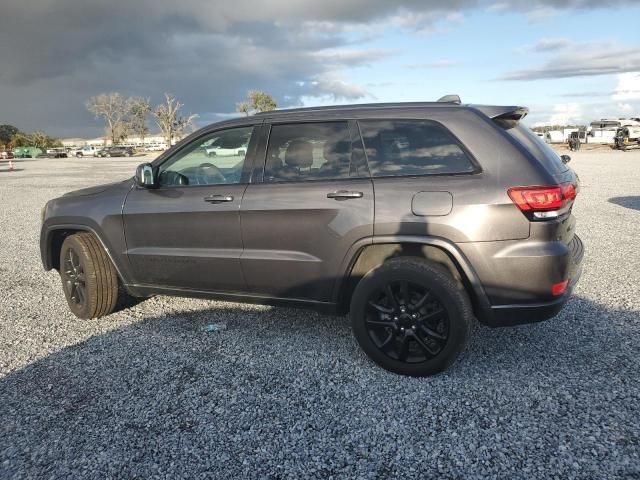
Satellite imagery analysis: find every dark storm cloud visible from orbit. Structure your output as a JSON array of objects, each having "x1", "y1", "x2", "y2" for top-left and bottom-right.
[{"x1": 1, "y1": 0, "x2": 638, "y2": 136}]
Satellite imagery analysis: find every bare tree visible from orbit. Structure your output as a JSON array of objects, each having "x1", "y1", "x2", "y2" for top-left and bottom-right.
[
  {"x1": 235, "y1": 90, "x2": 277, "y2": 116},
  {"x1": 127, "y1": 96, "x2": 151, "y2": 145},
  {"x1": 30, "y1": 131, "x2": 49, "y2": 149},
  {"x1": 152, "y1": 93, "x2": 198, "y2": 147},
  {"x1": 236, "y1": 101, "x2": 251, "y2": 117},
  {"x1": 86, "y1": 93, "x2": 129, "y2": 145}
]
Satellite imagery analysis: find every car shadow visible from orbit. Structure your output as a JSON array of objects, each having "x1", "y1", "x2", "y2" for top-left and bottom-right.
[
  {"x1": 609, "y1": 196, "x2": 640, "y2": 211},
  {"x1": 1, "y1": 294, "x2": 638, "y2": 477}
]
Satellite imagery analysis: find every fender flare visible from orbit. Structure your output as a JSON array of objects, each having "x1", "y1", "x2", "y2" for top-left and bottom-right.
[
  {"x1": 41, "y1": 223, "x2": 129, "y2": 285},
  {"x1": 334, "y1": 235, "x2": 493, "y2": 322}
]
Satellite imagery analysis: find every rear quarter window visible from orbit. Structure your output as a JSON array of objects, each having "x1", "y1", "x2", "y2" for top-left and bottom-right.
[
  {"x1": 358, "y1": 120, "x2": 476, "y2": 177},
  {"x1": 503, "y1": 125, "x2": 569, "y2": 175}
]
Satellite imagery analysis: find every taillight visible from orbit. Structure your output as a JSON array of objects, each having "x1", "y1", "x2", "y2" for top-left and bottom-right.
[
  {"x1": 551, "y1": 280, "x2": 568, "y2": 296},
  {"x1": 508, "y1": 182, "x2": 577, "y2": 214},
  {"x1": 561, "y1": 183, "x2": 576, "y2": 201}
]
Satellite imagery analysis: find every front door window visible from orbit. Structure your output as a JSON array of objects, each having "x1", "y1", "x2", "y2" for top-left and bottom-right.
[{"x1": 158, "y1": 126, "x2": 254, "y2": 186}]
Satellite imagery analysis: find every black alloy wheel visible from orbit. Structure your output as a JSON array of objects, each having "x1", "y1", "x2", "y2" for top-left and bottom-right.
[
  {"x1": 365, "y1": 280, "x2": 449, "y2": 363},
  {"x1": 59, "y1": 232, "x2": 129, "y2": 319},
  {"x1": 63, "y1": 247, "x2": 87, "y2": 307},
  {"x1": 350, "y1": 257, "x2": 472, "y2": 376}
]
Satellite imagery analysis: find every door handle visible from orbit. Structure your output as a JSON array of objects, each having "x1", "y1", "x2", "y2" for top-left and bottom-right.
[
  {"x1": 327, "y1": 190, "x2": 364, "y2": 200},
  {"x1": 204, "y1": 194, "x2": 234, "y2": 203}
]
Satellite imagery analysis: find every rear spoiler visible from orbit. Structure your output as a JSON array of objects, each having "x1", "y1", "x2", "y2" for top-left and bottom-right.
[{"x1": 472, "y1": 105, "x2": 529, "y2": 128}]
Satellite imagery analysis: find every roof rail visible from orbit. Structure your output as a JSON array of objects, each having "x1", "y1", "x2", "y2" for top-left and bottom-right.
[
  {"x1": 437, "y1": 94, "x2": 461, "y2": 104},
  {"x1": 254, "y1": 96, "x2": 464, "y2": 116}
]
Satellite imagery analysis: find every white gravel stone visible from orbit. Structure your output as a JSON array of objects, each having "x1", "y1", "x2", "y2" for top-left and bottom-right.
[{"x1": 0, "y1": 150, "x2": 639, "y2": 479}]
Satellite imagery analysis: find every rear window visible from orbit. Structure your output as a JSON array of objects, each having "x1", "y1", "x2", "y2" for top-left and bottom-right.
[
  {"x1": 358, "y1": 120, "x2": 476, "y2": 177},
  {"x1": 503, "y1": 124, "x2": 569, "y2": 175}
]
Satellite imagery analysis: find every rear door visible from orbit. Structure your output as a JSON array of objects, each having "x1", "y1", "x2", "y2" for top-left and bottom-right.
[
  {"x1": 122, "y1": 124, "x2": 259, "y2": 292},
  {"x1": 239, "y1": 120, "x2": 374, "y2": 302}
]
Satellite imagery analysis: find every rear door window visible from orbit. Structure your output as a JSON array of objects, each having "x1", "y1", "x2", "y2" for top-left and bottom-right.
[
  {"x1": 358, "y1": 120, "x2": 476, "y2": 177},
  {"x1": 264, "y1": 122, "x2": 352, "y2": 182}
]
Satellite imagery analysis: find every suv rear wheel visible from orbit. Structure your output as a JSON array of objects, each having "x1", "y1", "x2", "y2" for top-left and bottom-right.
[
  {"x1": 59, "y1": 233, "x2": 126, "y2": 319},
  {"x1": 350, "y1": 257, "x2": 472, "y2": 376}
]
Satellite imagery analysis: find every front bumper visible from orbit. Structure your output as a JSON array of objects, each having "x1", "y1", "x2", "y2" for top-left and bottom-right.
[{"x1": 482, "y1": 234, "x2": 584, "y2": 327}]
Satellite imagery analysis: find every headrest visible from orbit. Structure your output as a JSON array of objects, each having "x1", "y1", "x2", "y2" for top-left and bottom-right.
[{"x1": 285, "y1": 140, "x2": 313, "y2": 168}]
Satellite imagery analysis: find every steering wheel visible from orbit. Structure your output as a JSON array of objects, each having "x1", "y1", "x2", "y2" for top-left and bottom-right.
[{"x1": 196, "y1": 163, "x2": 226, "y2": 184}]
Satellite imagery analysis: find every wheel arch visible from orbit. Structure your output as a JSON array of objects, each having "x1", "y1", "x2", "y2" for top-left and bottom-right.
[
  {"x1": 42, "y1": 225, "x2": 128, "y2": 287},
  {"x1": 335, "y1": 237, "x2": 492, "y2": 322}
]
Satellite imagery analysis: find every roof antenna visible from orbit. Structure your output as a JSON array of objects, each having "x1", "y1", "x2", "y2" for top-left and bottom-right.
[{"x1": 437, "y1": 94, "x2": 461, "y2": 104}]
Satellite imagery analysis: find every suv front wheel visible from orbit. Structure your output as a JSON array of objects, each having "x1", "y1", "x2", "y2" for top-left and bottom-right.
[
  {"x1": 350, "y1": 257, "x2": 472, "y2": 376},
  {"x1": 59, "y1": 233, "x2": 129, "y2": 319}
]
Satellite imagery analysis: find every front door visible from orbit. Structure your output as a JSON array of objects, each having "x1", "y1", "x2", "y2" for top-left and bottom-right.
[
  {"x1": 123, "y1": 125, "x2": 258, "y2": 292},
  {"x1": 240, "y1": 121, "x2": 374, "y2": 302}
]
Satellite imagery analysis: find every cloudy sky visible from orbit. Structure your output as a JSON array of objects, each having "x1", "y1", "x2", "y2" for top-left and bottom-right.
[{"x1": 1, "y1": 0, "x2": 639, "y2": 138}]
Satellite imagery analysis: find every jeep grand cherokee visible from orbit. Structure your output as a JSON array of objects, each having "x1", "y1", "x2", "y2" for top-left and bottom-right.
[{"x1": 40, "y1": 96, "x2": 584, "y2": 376}]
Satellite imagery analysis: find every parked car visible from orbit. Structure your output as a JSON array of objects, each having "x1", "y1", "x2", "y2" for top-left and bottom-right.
[
  {"x1": 71, "y1": 145, "x2": 102, "y2": 157},
  {"x1": 97, "y1": 146, "x2": 135, "y2": 157},
  {"x1": 46, "y1": 148, "x2": 68, "y2": 158},
  {"x1": 0, "y1": 150, "x2": 15, "y2": 159},
  {"x1": 202, "y1": 134, "x2": 248, "y2": 157},
  {"x1": 144, "y1": 144, "x2": 167, "y2": 152},
  {"x1": 40, "y1": 97, "x2": 584, "y2": 376}
]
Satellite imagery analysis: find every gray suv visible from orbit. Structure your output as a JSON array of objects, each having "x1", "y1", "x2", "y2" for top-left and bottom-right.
[{"x1": 40, "y1": 96, "x2": 584, "y2": 376}]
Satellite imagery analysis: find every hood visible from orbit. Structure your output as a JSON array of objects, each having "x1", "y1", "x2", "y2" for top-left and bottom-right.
[{"x1": 62, "y1": 179, "x2": 132, "y2": 198}]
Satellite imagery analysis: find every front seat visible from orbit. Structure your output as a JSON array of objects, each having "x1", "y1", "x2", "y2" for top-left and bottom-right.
[
  {"x1": 280, "y1": 140, "x2": 313, "y2": 180},
  {"x1": 264, "y1": 151, "x2": 284, "y2": 181}
]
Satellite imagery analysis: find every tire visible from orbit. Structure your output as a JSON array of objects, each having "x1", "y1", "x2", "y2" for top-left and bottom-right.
[
  {"x1": 76, "y1": 153, "x2": 82, "y2": 158},
  {"x1": 59, "y1": 233, "x2": 122, "y2": 319},
  {"x1": 350, "y1": 257, "x2": 472, "y2": 376}
]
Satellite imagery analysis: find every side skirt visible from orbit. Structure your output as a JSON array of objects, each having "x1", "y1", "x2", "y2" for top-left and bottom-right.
[{"x1": 126, "y1": 284, "x2": 340, "y2": 315}]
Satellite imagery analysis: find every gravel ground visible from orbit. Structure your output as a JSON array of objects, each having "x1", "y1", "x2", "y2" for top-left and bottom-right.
[{"x1": 1, "y1": 150, "x2": 639, "y2": 479}]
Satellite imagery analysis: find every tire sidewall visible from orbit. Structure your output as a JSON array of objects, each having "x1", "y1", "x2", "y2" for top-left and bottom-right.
[
  {"x1": 351, "y1": 260, "x2": 471, "y2": 376},
  {"x1": 59, "y1": 236, "x2": 98, "y2": 319}
]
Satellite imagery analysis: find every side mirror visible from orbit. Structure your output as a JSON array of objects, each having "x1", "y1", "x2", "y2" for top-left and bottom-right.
[
  {"x1": 135, "y1": 163, "x2": 156, "y2": 188},
  {"x1": 560, "y1": 154, "x2": 571, "y2": 164}
]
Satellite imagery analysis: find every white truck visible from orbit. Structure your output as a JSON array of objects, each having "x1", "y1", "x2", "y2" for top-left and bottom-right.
[{"x1": 70, "y1": 145, "x2": 103, "y2": 157}]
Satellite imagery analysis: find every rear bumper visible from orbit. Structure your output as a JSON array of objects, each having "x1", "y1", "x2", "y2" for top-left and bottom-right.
[{"x1": 480, "y1": 234, "x2": 584, "y2": 327}]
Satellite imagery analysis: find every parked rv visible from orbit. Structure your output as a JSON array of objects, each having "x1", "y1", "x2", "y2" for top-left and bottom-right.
[{"x1": 588, "y1": 119, "x2": 640, "y2": 145}]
